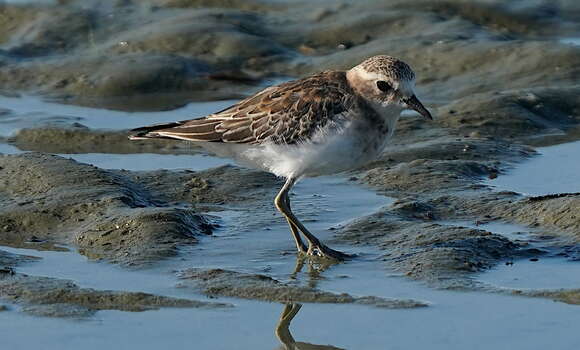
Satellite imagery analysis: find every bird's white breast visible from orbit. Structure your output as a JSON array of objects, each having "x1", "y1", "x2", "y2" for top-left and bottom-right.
[
  {"x1": 240, "y1": 118, "x2": 394, "y2": 178},
  {"x1": 199, "y1": 104, "x2": 402, "y2": 179}
]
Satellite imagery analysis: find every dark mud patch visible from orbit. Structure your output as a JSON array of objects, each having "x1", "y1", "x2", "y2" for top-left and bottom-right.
[
  {"x1": 436, "y1": 86, "x2": 580, "y2": 141},
  {"x1": 337, "y1": 211, "x2": 530, "y2": 289},
  {"x1": 483, "y1": 194, "x2": 580, "y2": 242},
  {"x1": 395, "y1": 1, "x2": 569, "y2": 37},
  {"x1": 177, "y1": 268, "x2": 428, "y2": 308},
  {"x1": 0, "y1": 152, "x2": 214, "y2": 266},
  {"x1": 0, "y1": 5, "x2": 94, "y2": 57},
  {"x1": 335, "y1": 185, "x2": 579, "y2": 290},
  {"x1": 0, "y1": 272, "x2": 228, "y2": 318},
  {"x1": 122, "y1": 165, "x2": 280, "y2": 206},
  {"x1": 0, "y1": 2, "x2": 272, "y2": 110},
  {"x1": 0, "y1": 51, "x2": 257, "y2": 111},
  {"x1": 361, "y1": 137, "x2": 534, "y2": 196},
  {"x1": 517, "y1": 288, "x2": 580, "y2": 306},
  {"x1": 410, "y1": 192, "x2": 580, "y2": 244},
  {"x1": 2, "y1": 1, "x2": 580, "y2": 110}
]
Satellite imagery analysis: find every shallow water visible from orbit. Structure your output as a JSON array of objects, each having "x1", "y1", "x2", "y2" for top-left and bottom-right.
[
  {"x1": 3, "y1": 292, "x2": 579, "y2": 350},
  {"x1": 481, "y1": 258, "x2": 580, "y2": 290},
  {"x1": 3, "y1": 193, "x2": 580, "y2": 350},
  {"x1": 4, "y1": 289, "x2": 580, "y2": 350},
  {"x1": 61, "y1": 153, "x2": 231, "y2": 171},
  {"x1": 446, "y1": 220, "x2": 580, "y2": 290},
  {"x1": 0, "y1": 143, "x2": 230, "y2": 171},
  {"x1": 2, "y1": 98, "x2": 580, "y2": 350},
  {"x1": 0, "y1": 143, "x2": 21, "y2": 154},
  {"x1": 0, "y1": 94, "x2": 235, "y2": 137},
  {"x1": 560, "y1": 37, "x2": 580, "y2": 47},
  {"x1": 485, "y1": 140, "x2": 580, "y2": 196}
]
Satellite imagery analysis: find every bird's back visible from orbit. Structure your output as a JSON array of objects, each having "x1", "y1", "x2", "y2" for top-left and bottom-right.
[
  {"x1": 129, "y1": 71, "x2": 362, "y2": 146},
  {"x1": 129, "y1": 70, "x2": 400, "y2": 178}
]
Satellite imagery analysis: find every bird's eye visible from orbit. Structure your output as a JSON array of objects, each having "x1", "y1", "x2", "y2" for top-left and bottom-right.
[{"x1": 376, "y1": 81, "x2": 392, "y2": 92}]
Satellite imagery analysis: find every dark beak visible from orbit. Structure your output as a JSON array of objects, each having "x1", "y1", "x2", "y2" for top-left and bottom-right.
[{"x1": 403, "y1": 95, "x2": 433, "y2": 120}]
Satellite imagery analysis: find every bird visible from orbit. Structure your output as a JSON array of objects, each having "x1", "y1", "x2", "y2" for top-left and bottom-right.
[{"x1": 129, "y1": 55, "x2": 432, "y2": 261}]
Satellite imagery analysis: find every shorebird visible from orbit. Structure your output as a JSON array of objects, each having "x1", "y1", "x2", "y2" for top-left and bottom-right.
[{"x1": 130, "y1": 55, "x2": 432, "y2": 261}]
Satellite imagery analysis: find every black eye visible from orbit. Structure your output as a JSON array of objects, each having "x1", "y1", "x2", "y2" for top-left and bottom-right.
[{"x1": 376, "y1": 80, "x2": 392, "y2": 92}]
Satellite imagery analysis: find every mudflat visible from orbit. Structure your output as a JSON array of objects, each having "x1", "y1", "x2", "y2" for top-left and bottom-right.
[{"x1": 0, "y1": 1, "x2": 579, "y2": 349}]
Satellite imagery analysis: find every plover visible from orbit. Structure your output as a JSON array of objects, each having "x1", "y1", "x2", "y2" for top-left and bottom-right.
[{"x1": 130, "y1": 55, "x2": 432, "y2": 260}]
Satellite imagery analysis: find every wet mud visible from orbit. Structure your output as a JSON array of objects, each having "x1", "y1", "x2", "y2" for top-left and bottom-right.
[
  {"x1": 0, "y1": 271, "x2": 228, "y2": 318},
  {"x1": 0, "y1": 152, "x2": 215, "y2": 266},
  {"x1": 178, "y1": 268, "x2": 428, "y2": 308},
  {"x1": 1, "y1": 0, "x2": 579, "y2": 110},
  {"x1": 519, "y1": 288, "x2": 580, "y2": 305},
  {"x1": 0, "y1": 1, "x2": 579, "y2": 343}
]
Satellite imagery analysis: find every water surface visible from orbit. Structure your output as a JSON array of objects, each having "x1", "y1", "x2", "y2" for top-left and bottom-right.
[
  {"x1": 0, "y1": 95, "x2": 235, "y2": 137},
  {"x1": 486, "y1": 141, "x2": 580, "y2": 196}
]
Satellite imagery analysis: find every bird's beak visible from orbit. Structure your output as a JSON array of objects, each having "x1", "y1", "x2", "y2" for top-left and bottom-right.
[{"x1": 403, "y1": 95, "x2": 433, "y2": 120}]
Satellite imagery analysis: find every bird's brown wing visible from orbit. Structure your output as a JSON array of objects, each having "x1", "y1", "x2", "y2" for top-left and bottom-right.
[{"x1": 129, "y1": 71, "x2": 358, "y2": 145}]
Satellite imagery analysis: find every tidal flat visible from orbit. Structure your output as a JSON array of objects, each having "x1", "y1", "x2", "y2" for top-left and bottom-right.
[{"x1": 1, "y1": 0, "x2": 580, "y2": 349}]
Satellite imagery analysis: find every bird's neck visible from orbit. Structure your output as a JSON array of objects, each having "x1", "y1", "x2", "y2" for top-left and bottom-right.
[
  {"x1": 346, "y1": 67, "x2": 374, "y2": 97},
  {"x1": 371, "y1": 101, "x2": 402, "y2": 135}
]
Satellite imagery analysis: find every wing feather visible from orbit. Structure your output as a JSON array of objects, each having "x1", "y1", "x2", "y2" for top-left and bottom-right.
[{"x1": 129, "y1": 71, "x2": 359, "y2": 144}]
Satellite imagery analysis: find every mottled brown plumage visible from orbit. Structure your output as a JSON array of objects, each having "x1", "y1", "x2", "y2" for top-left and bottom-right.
[
  {"x1": 131, "y1": 71, "x2": 359, "y2": 145},
  {"x1": 358, "y1": 55, "x2": 415, "y2": 81}
]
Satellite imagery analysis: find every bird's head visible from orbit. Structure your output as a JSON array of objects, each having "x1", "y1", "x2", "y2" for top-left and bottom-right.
[{"x1": 346, "y1": 55, "x2": 432, "y2": 120}]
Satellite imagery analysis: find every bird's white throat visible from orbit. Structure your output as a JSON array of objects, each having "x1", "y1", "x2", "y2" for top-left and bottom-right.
[{"x1": 371, "y1": 101, "x2": 403, "y2": 140}]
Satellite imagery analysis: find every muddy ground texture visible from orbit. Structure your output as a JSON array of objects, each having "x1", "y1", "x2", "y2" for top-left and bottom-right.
[{"x1": 1, "y1": 0, "x2": 580, "y2": 316}]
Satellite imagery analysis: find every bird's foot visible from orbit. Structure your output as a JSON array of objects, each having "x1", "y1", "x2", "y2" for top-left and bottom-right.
[{"x1": 304, "y1": 243, "x2": 353, "y2": 262}]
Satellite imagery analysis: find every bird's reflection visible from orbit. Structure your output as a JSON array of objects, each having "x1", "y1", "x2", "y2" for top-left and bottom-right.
[
  {"x1": 274, "y1": 256, "x2": 349, "y2": 349},
  {"x1": 290, "y1": 255, "x2": 336, "y2": 289},
  {"x1": 275, "y1": 303, "x2": 345, "y2": 350}
]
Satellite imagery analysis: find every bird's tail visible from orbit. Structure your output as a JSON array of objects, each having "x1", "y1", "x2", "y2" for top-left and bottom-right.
[{"x1": 128, "y1": 121, "x2": 186, "y2": 140}]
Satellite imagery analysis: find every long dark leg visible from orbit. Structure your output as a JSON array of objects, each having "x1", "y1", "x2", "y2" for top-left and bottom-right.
[
  {"x1": 274, "y1": 177, "x2": 351, "y2": 261},
  {"x1": 275, "y1": 178, "x2": 306, "y2": 253}
]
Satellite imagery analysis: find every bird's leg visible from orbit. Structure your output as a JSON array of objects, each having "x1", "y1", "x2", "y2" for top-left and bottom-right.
[
  {"x1": 275, "y1": 303, "x2": 302, "y2": 349},
  {"x1": 275, "y1": 177, "x2": 351, "y2": 261},
  {"x1": 284, "y1": 193, "x2": 307, "y2": 254},
  {"x1": 286, "y1": 218, "x2": 307, "y2": 253},
  {"x1": 275, "y1": 180, "x2": 307, "y2": 254}
]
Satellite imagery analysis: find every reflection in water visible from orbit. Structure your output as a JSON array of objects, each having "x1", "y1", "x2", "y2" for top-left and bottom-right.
[
  {"x1": 275, "y1": 304, "x2": 345, "y2": 350},
  {"x1": 290, "y1": 256, "x2": 338, "y2": 289},
  {"x1": 277, "y1": 257, "x2": 346, "y2": 349}
]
